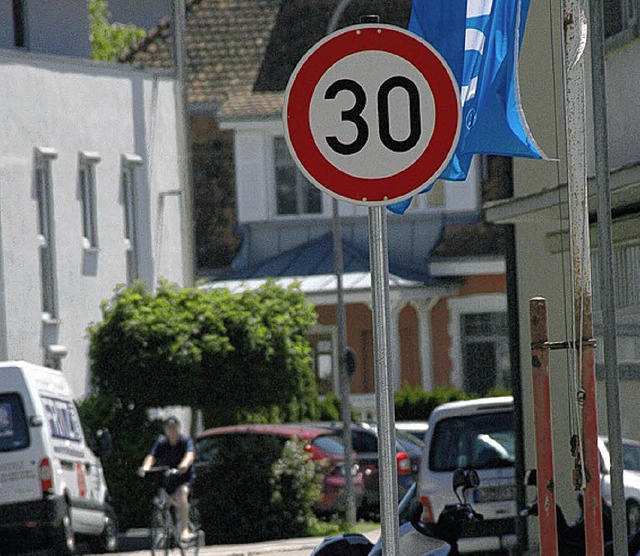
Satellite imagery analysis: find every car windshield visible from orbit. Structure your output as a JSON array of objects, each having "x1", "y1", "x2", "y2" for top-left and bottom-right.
[
  {"x1": 429, "y1": 411, "x2": 515, "y2": 471},
  {"x1": 0, "y1": 393, "x2": 30, "y2": 452},
  {"x1": 606, "y1": 440, "x2": 640, "y2": 472}
]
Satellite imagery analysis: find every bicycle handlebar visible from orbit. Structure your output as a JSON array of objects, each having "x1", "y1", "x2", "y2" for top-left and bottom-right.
[{"x1": 140, "y1": 466, "x2": 184, "y2": 478}]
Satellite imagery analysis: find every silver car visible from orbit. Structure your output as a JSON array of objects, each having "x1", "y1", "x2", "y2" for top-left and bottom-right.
[{"x1": 418, "y1": 396, "x2": 516, "y2": 554}]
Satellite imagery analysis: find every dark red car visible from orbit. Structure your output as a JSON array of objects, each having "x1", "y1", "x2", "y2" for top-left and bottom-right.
[{"x1": 194, "y1": 424, "x2": 364, "y2": 515}]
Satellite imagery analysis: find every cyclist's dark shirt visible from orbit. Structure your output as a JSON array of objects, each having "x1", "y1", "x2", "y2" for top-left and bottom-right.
[{"x1": 150, "y1": 433, "x2": 196, "y2": 488}]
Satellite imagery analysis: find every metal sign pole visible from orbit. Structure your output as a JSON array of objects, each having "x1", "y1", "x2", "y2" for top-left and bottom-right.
[{"x1": 368, "y1": 205, "x2": 399, "y2": 555}]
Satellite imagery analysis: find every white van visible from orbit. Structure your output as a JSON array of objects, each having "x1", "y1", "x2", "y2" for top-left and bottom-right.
[
  {"x1": 418, "y1": 396, "x2": 516, "y2": 553},
  {"x1": 0, "y1": 361, "x2": 117, "y2": 553}
]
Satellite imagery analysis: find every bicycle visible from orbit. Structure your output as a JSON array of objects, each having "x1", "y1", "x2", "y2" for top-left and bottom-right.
[{"x1": 143, "y1": 466, "x2": 202, "y2": 556}]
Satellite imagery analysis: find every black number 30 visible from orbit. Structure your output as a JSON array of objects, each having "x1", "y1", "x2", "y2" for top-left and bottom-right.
[{"x1": 324, "y1": 76, "x2": 421, "y2": 155}]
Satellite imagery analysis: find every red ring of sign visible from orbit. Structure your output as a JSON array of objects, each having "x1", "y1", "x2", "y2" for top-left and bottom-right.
[{"x1": 285, "y1": 25, "x2": 461, "y2": 204}]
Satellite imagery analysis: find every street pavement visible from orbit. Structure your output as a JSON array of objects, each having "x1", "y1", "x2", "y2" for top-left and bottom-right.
[
  {"x1": 117, "y1": 528, "x2": 381, "y2": 556},
  {"x1": 12, "y1": 528, "x2": 380, "y2": 556}
]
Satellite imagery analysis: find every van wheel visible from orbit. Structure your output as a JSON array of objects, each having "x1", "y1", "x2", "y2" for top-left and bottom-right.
[
  {"x1": 88, "y1": 512, "x2": 118, "y2": 553},
  {"x1": 52, "y1": 503, "x2": 75, "y2": 554}
]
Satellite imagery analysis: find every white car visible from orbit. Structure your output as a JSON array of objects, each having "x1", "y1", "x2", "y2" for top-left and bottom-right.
[
  {"x1": 599, "y1": 436, "x2": 640, "y2": 533},
  {"x1": 395, "y1": 420, "x2": 429, "y2": 442},
  {"x1": 418, "y1": 396, "x2": 516, "y2": 554},
  {"x1": 0, "y1": 361, "x2": 117, "y2": 554}
]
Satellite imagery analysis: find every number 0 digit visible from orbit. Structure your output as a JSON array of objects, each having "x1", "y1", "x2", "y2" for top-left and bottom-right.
[{"x1": 378, "y1": 76, "x2": 421, "y2": 153}]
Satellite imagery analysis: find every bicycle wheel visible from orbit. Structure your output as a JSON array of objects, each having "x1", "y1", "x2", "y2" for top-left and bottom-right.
[{"x1": 149, "y1": 507, "x2": 170, "y2": 556}]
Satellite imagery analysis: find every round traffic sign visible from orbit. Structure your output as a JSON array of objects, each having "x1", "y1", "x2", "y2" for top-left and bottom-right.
[{"x1": 283, "y1": 24, "x2": 461, "y2": 206}]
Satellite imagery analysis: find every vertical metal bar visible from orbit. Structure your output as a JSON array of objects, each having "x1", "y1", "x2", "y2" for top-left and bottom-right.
[
  {"x1": 333, "y1": 198, "x2": 356, "y2": 526},
  {"x1": 529, "y1": 297, "x2": 558, "y2": 556},
  {"x1": 561, "y1": 0, "x2": 604, "y2": 552},
  {"x1": 326, "y1": 1, "x2": 357, "y2": 526},
  {"x1": 588, "y1": 0, "x2": 627, "y2": 552},
  {"x1": 172, "y1": 0, "x2": 195, "y2": 286},
  {"x1": 368, "y1": 205, "x2": 399, "y2": 555}
]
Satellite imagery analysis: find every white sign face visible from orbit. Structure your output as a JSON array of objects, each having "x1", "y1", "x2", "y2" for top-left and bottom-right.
[
  {"x1": 309, "y1": 50, "x2": 436, "y2": 180},
  {"x1": 284, "y1": 24, "x2": 461, "y2": 206}
]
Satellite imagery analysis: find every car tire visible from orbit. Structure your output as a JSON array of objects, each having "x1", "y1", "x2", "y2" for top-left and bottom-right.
[
  {"x1": 51, "y1": 502, "x2": 75, "y2": 555},
  {"x1": 627, "y1": 500, "x2": 640, "y2": 534},
  {"x1": 88, "y1": 511, "x2": 118, "y2": 553}
]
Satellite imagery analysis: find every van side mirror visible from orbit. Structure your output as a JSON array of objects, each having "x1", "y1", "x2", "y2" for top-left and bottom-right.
[
  {"x1": 29, "y1": 415, "x2": 43, "y2": 427},
  {"x1": 96, "y1": 429, "x2": 112, "y2": 458},
  {"x1": 452, "y1": 468, "x2": 467, "y2": 491}
]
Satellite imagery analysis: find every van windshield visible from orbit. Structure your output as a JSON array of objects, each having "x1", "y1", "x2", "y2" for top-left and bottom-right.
[
  {"x1": 429, "y1": 411, "x2": 515, "y2": 471},
  {"x1": 0, "y1": 393, "x2": 30, "y2": 451}
]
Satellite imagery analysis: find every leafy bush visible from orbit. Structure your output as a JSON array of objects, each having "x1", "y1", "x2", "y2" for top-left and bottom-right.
[
  {"x1": 88, "y1": 0, "x2": 145, "y2": 61},
  {"x1": 77, "y1": 393, "x2": 162, "y2": 530},
  {"x1": 394, "y1": 383, "x2": 470, "y2": 421},
  {"x1": 269, "y1": 438, "x2": 323, "y2": 538},
  {"x1": 394, "y1": 383, "x2": 512, "y2": 422},
  {"x1": 196, "y1": 436, "x2": 321, "y2": 543},
  {"x1": 88, "y1": 280, "x2": 319, "y2": 425},
  {"x1": 316, "y1": 393, "x2": 358, "y2": 421},
  {"x1": 86, "y1": 280, "x2": 320, "y2": 529}
]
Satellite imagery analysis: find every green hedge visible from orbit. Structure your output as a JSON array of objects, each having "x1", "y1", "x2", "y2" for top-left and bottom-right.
[
  {"x1": 196, "y1": 437, "x2": 322, "y2": 543},
  {"x1": 394, "y1": 383, "x2": 511, "y2": 421}
]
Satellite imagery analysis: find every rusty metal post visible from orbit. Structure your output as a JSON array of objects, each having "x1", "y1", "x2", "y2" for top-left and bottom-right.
[
  {"x1": 529, "y1": 297, "x2": 558, "y2": 556},
  {"x1": 561, "y1": 0, "x2": 604, "y2": 552}
]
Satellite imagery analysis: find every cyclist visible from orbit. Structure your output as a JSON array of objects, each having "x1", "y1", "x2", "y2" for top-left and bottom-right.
[{"x1": 139, "y1": 416, "x2": 196, "y2": 543}]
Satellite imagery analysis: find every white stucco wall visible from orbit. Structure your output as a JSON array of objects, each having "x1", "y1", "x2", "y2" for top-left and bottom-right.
[{"x1": 0, "y1": 50, "x2": 186, "y2": 398}]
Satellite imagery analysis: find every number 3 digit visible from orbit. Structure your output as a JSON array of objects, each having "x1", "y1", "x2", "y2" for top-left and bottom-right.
[{"x1": 324, "y1": 79, "x2": 369, "y2": 155}]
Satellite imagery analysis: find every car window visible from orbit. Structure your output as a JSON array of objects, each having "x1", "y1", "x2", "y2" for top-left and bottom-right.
[
  {"x1": 0, "y1": 393, "x2": 30, "y2": 451},
  {"x1": 396, "y1": 430, "x2": 425, "y2": 452},
  {"x1": 351, "y1": 429, "x2": 378, "y2": 452},
  {"x1": 623, "y1": 442, "x2": 640, "y2": 472},
  {"x1": 312, "y1": 434, "x2": 345, "y2": 456},
  {"x1": 429, "y1": 411, "x2": 515, "y2": 471}
]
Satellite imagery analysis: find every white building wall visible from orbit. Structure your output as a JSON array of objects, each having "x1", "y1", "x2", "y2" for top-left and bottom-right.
[{"x1": 0, "y1": 51, "x2": 186, "y2": 398}]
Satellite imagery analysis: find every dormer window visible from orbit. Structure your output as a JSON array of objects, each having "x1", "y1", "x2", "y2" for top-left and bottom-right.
[
  {"x1": 605, "y1": 0, "x2": 637, "y2": 40},
  {"x1": 274, "y1": 137, "x2": 322, "y2": 216}
]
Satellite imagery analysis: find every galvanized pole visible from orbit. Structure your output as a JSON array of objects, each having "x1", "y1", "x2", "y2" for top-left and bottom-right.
[
  {"x1": 327, "y1": 0, "x2": 356, "y2": 527},
  {"x1": 561, "y1": 0, "x2": 603, "y2": 552},
  {"x1": 368, "y1": 205, "x2": 400, "y2": 555},
  {"x1": 172, "y1": 0, "x2": 195, "y2": 286},
  {"x1": 588, "y1": 0, "x2": 627, "y2": 551}
]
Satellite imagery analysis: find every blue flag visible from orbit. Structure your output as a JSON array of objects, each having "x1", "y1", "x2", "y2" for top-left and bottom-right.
[{"x1": 389, "y1": 0, "x2": 544, "y2": 214}]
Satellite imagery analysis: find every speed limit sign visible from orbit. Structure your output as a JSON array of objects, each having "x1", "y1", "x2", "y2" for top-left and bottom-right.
[{"x1": 283, "y1": 24, "x2": 461, "y2": 206}]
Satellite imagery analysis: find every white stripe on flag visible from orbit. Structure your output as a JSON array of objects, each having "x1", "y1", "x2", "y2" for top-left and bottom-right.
[
  {"x1": 467, "y1": 0, "x2": 493, "y2": 18},
  {"x1": 465, "y1": 28, "x2": 486, "y2": 53},
  {"x1": 460, "y1": 77, "x2": 479, "y2": 105}
]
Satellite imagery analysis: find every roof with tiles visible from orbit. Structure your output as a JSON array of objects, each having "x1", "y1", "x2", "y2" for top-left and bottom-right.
[{"x1": 120, "y1": 0, "x2": 412, "y2": 110}]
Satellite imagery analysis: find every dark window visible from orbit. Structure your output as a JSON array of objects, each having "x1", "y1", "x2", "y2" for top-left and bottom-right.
[
  {"x1": 13, "y1": 0, "x2": 26, "y2": 48},
  {"x1": 429, "y1": 411, "x2": 515, "y2": 472},
  {"x1": 604, "y1": 0, "x2": 637, "y2": 38},
  {"x1": 461, "y1": 312, "x2": 509, "y2": 396},
  {"x1": 351, "y1": 430, "x2": 378, "y2": 453},
  {"x1": 274, "y1": 137, "x2": 322, "y2": 216},
  {"x1": 0, "y1": 393, "x2": 30, "y2": 451},
  {"x1": 622, "y1": 442, "x2": 640, "y2": 471}
]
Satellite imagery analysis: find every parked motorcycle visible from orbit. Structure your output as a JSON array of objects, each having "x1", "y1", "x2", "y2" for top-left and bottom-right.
[
  {"x1": 521, "y1": 469, "x2": 640, "y2": 556},
  {"x1": 311, "y1": 468, "x2": 483, "y2": 556}
]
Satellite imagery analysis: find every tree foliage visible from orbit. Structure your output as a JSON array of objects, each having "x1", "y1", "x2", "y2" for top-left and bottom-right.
[
  {"x1": 88, "y1": 0, "x2": 146, "y2": 61},
  {"x1": 88, "y1": 280, "x2": 319, "y2": 426}
]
